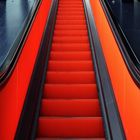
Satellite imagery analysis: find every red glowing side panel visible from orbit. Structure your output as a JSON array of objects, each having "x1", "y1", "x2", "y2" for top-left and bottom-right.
[
  {"x1": 0, "y1": 0, "x2": 52, "y2": 139},
  {"x1": 90, "y1": 0, "x2": 140, "y2": 139}
]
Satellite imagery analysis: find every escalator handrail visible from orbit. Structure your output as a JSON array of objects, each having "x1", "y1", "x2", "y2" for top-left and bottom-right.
[
  {"x1": 100, "y1": 0, "x2": 140, "y2": 87},
  {"x1": 83, "y1": 0, "x2": 126, "y2": 139},
  {"x1": 14, "y1": 0, "x2": 58, "y2": 139},
  {"x1": 0, "y1": 0, "x2": 42, "y2": 85}
]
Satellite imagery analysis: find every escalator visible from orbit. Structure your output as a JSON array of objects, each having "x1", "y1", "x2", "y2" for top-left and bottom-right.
[
  {"x1": 8, "y1": 0, "x2": 126, "y2": 139},
  {"x1": 0, "y1": 0, "x2": 138, "y2": 139},
  {"x1": 36, "y1": 0, "x2": 105, "y2": 139}
]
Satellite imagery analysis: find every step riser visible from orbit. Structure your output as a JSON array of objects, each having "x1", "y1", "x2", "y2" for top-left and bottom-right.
[
  {"x1": 52, "y1": 44, "x2": 90, "y2": 51},
  {"x1": 43, "y1": 84, "x2": 98, "y2": 99},
  {"x1": 50, "y1": 52, "x2": 92, "y2": 61},
  {"x1": 46, "y1": 72, "x2": 96, "y2": 84},
  {"x1": 57, "y1": 12, "x2": 85, "y2": 14},
  {"x1": 54, "y1": 32, "x2": 88, "y2": 36},
  {"x1": 56, "y1": 17, "x2": 85, "y2": 20},
  {"x1": 48, "y1": 61, "x2": 93, "y2": 71},
  {"x1": 55, "y1": 25, "x2": 87, "y2": 30},
  {"x1": 53, "y1": 38, "x2": 89, "y2": 44},
  {"x1": 41, "y1": 99, "x2": 101, "y2": 117},
  {"x1": 38, "y1": 118, "x2": 104, "y2": 138}
]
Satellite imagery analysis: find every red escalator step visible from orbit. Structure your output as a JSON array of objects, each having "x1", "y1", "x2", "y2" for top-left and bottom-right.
[
  {"x1": 37, "y1": 117, "x2": 105, "y2": 138},
  {"x1": 57, "y1": 12, "x2": 85, "y2": 16},
  {"x1": 54, "y1": 29, "x2": 88, "y2": 36},
  {"x1": 50, "y1": 51, "x2": 91, "y2": 60},
  {"x1": 36, "y1": 138, "x2": 105, "y2": 140},
  {"x1": 58, "y1": 2, "x2": 83, "y2": 4},
  {"x1": 40, "y1": 99, "x2": 101, "y2": 117},
  {"x1": 59, "y1": 2, "x2": 83, "y2": 4},
  {"x1": 51, "y1": 43, "x2": 90, "y2": 51},
  {"x1": 43, "y1": 84, "x2": 98, "y2": 99},
  {"x1": 48, "y1": 61, "x2": 93, "y2": 71},
  {"x1": 56, "y1": 20, "x2": 86, "y2": 25},
  {"x1": 46, "y1": 71, "x2": 96, "y2": 84},
  {"x1": 53, "y1": 36, "x2": 89, "y2": 43},
  {"x1": 58, "y1": 7, "x2": 83, "y2": 9},
  {"x1": 56, "y1": 15, "x2": 85, "y2": 20},
  {"x1": 55, "y1": 24, "x2": 87, "y2": 30},
  {"x1": 58, "y1": 4, "x2": 83, "y2": 8},
  {"x1": 59, "y1": 0, "x2": 82, "y2": 0},
  {"x1": 58, "y1": 8, "x2": 84, "y2": 11},
  {"x1": 58, "y1": 7, "x2": 83, "y2": 10},
  {"x1": 59, "y1": 0, "x2": 82, "y2": 2},
  {"x1": 59, "y1": 1, "x2": 82, "y2": 3}
]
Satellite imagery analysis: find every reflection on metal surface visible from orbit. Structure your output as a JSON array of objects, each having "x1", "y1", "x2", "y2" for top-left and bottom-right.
[
  {"x1": 0, "y1": 0, "x2": 34, "y2": 66},
  {"x1": 107, "y1": 0, "x2": 140, "y2": 62}
]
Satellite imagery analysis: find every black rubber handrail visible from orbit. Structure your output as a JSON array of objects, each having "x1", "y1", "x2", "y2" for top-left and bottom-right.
[
  {"x1": 100, "y1": 0, "x2": 140, "y2": 87},
  {"x1": 83, "y1": 0, "x2": 126, "y2": 139},
  {"x1": 0, "y1": 0, "x2": 42, "y2": 85}
]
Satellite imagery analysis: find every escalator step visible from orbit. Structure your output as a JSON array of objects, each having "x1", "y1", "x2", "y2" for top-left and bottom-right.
[
  {"x1": 50, "y1": 52, "x2": 91, "y2": 60},
  {"x1": 59, "y1": 1, "x2": 82, "y2": 4},
  {"x1": 48, "y1": 61, "x2": 93, "y2": 71},
  {"x1": 43, "y1": 84, "x2": 98, "y2": 99},
  {"x1": 51, "y1": 43, "x2": 90, "y2": 51},
  {"x1": 59, "y1": 2, "x2": 83, "y2": 4},
  {"x1": 58, "y1": 5, "x2": 83, "y2": 8},
  {"x1": 58, "y1": 6, "x2": 83, "y2": 9},
  {"x1": 46, "y1": 71, "x2": 96, "y2": 84},
  {"x1": 36, "y1": 138, "x2": 105, "y2": 140},
  {"x1": 54, "y1": 29, "x2": 88, "y2": 36},
  {"x1": 40, "y1": 99, "x2": 101, "y2": 117},
  {"x1": 37, "y1": 117, "x2": 105, "y2": 138},
  {"x1": 55, "y1": 24, "x2": 87, "y2": 30},
  {"x1": 57, "y1": 12, "x2": 85, "y2": 16},
  {"x1": 53, "y1": 36, "x2": 88, "y2": 43},
  {"x1": 56, "y1": 15, "x2": 85, "y2": 20},
  {"x1": 59, "y1": 0, "x2": 82, "y2": 3}
]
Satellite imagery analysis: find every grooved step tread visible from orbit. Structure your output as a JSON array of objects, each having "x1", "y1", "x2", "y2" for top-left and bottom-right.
[
  {"x1": 52, "y1": 43, "x2": 90, "y2": 51},
  {"x1": 55, "y1": 24, "x2": 87, "y2": 30},
  {"x1": 37, "y1": 117, "x2": 105, "y2": 138},
  {"x1": 46, "y1": 72, "x2": 96, "y2": 84},
  {"x1": 58, "y1": 6, "x2": 84, "y2": 9},
  {"x1": 59, "y1": 1, "x2": 82, "y2": 3},
  {"x1": 56, "y1": 15, "x2": 85, "y2": 20},
  {"x1": 53, "y1": 36, "x2": 89, "y2": 43},
  {"x1": 54, "y1": 29, "x2": 88, "y2": 36},
  {"x1": 48, "y1": 61, "x2": 93, "y2": 71},
  {"x1": 57, "y1": 12, "x2": 85, "y2": 16},
  {"x1": 40, "y1": 99, "x2": 101, "y2": 117},
  {"x1": 58, "y1": 5, "x2": 83, "y2": 8},
  {"x1": 43, "y1": 84, "x2": 98, "y2": 99},
  {"x1": 36, "y1": 138, "x2": 105, "y2": 140},
  {"x1": 50, "y1": 51, "x2": 91, "y2": 60}
]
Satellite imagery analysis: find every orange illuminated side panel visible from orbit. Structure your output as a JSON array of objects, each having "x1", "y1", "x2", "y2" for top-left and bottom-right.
[
  {"x1": 90, "y1": 0, "x2": 140, "y2": 139},
  {"x1": 0, "y1": 0, "x2": 52, "y2": 139}
]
